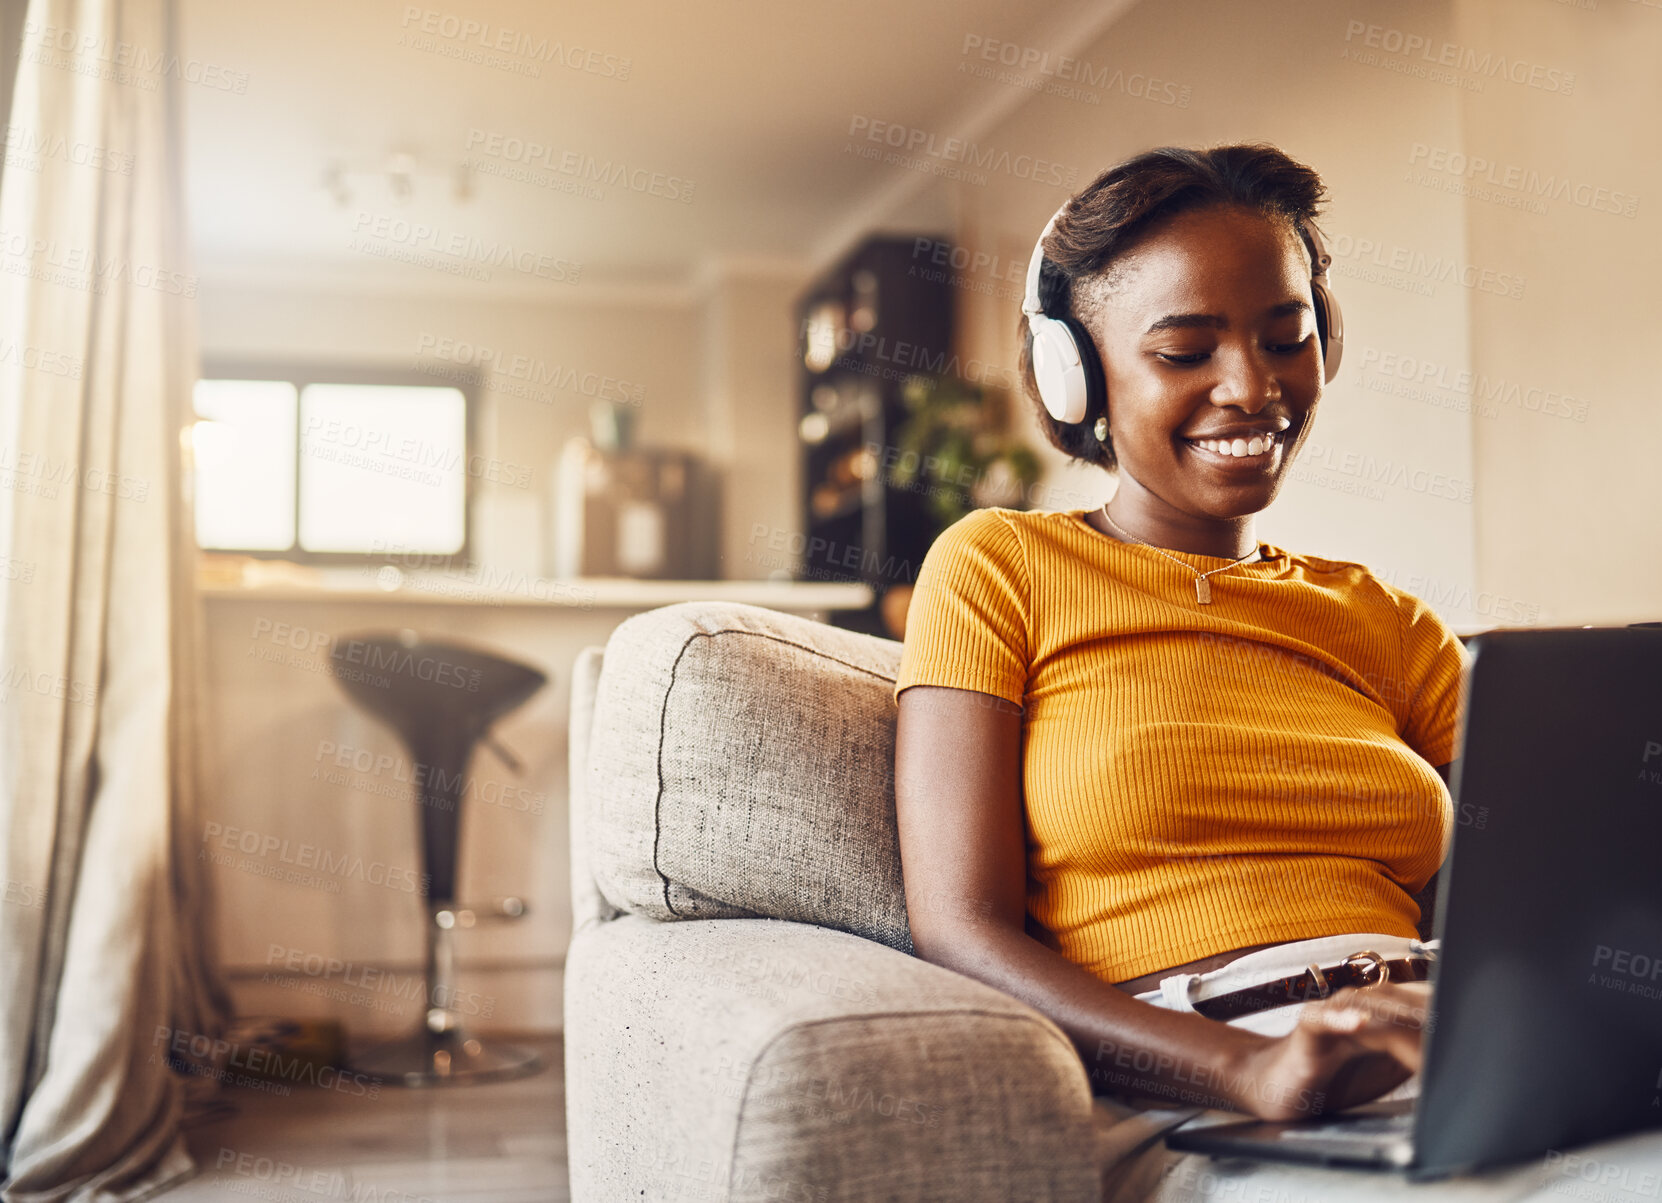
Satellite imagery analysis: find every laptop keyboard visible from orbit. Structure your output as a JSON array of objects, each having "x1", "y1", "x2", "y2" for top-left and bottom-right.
[{"x1": 1277, "y1": 1112, "x2": 1415, "y2": 1142}]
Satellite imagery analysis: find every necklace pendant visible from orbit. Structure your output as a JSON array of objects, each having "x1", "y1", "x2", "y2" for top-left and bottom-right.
[{"x1": 1195, "y1": 576, "x2": 1212, "y2": 605}]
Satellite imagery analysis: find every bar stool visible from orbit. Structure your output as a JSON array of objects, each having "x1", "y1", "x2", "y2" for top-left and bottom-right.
[{"x1": 329, "y1": 628, "x2": 547, "y2": 1085}]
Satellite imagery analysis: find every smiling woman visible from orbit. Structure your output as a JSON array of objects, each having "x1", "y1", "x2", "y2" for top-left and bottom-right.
[
  {"x1": 1022, "y1": 145, "x2": 1341, "y2": 557},
  {"x1": 893, "y1": 145, "x2": 1467, "y2": 1129}
]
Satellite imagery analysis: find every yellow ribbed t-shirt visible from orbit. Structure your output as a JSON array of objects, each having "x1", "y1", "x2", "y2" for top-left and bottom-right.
[{"x1": 893, "y1": 506, "x2": 1470, "y2": 983}]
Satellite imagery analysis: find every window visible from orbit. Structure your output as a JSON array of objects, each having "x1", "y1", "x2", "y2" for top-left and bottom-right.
[
  {"x1": 191, "y1": 367, "x2": 473, "y2": 560},
  {"x1": 192, "y1": 379, "x2": 297, "y2": 550}
]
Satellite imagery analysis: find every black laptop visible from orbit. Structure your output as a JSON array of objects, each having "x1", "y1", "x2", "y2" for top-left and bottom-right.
[{"x1": 1166, "y1": 624, "x2": 1662, "y2": 1180}]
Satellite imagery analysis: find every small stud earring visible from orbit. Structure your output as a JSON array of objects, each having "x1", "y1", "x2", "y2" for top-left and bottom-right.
[{"x1": 1093, "y1": 415, "x2": 1109, "y2": 442}]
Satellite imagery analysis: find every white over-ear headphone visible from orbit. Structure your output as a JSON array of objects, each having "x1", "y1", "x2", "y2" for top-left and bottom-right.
[
  {"x1": 1020, "y1": 202, "x2": 1346, "y2": 425},
  {"x1": 1021, "y1": 206, "x2": 1096, "y2": 426}
]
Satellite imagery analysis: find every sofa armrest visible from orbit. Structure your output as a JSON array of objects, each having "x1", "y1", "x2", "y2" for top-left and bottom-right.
[
  {"x1": 564, "y1": 914, "x2": 1103, "y2": 1202},
  {"x1": 567, "y1": 644, "x2": 621, "y2": 933}
]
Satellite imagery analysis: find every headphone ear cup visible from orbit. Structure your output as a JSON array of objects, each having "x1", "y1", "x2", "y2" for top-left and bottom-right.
[
  {"x1": 1312, "y1": 277, "x2": 1344, "y2": 384},
  {"x1": 1061, "y1": 315, "x2": 1107, "y2": 426},
  {"x1": 1029, "y1": 314, "x2": 1108, "y2": 427},
  {"x1": 1030, "y1": 315, "x2": 1091, "y2": 424}
]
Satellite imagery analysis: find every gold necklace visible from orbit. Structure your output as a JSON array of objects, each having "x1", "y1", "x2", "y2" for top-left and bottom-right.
[{"x1": 1098, "y1": 503, "x2": 1262, "y2": 605}]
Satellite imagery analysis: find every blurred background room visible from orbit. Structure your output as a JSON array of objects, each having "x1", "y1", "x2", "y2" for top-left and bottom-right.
[{"x1": 1, "y1": 0, "x2": 1659, "y2": 1198}]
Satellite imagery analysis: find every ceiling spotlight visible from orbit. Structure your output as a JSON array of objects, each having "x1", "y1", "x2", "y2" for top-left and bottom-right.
[
  {"x1": 387, "y1": 151, "x2": 416, "y2": 203},
  {"x1": 324, "y1": 150, "x2": 472, "y2": 207},
  {"x1": 322, "y1": 160, "x2": 352, "y2": 207}
]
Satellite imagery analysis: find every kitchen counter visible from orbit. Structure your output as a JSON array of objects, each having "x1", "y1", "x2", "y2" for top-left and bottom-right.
[{"x1": 199, "y1": 561, "x2": 875, "y2": 611}]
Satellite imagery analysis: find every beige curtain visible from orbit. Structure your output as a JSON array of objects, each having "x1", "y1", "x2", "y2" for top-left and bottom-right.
[{"x1": 0, "y1": 0, "x2": 228, "y2": 1196}]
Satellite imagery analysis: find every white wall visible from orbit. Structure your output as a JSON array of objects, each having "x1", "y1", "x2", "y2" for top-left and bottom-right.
[
  {"x1": 1453, "y1": 0, "x2": 1662, "y2": 625},
  {"x1": 700, "y1": 267, "x2": 812, "y2": 581}
]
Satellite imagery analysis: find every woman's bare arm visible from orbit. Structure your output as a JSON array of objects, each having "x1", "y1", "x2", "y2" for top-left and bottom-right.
[{"x1": 895, "y1": 684, "x2": 1428, "y2": 1119}]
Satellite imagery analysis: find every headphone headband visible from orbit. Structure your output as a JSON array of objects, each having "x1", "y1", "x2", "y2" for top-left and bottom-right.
[
  {"x1": 1302, "y1": 220, "x2": 1344, "y2": 380},
  {"x1": 1303, "y1": 219, "x2": 1333, "y2": 278},
  {"x1": 1021, "y1": 206, "x2": 1062, "y2": 320}
]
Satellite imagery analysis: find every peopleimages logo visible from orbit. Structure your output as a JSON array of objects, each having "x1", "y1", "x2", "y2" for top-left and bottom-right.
[
  {"x1": 0, "y1": 337, "x2": 82, "y2": 379},
  {"x1": 957, "y1": 35, "x2": 1192, "y2": 108},
  {"x1": 1342, "y1": 20, "x2": 1576, "y2": 94},
  {"x1": 910, "y1": 238, "x2": 1027, "y2": 285},
  {"x1": 1372, "y1": 565, "x2": 1542, "y2": 627},
  {"x1": 301, "y1": 412, "x2": 533, "y2": 490},
  {"x1": 412, "y1": 334, "x2": 644, "y2": 407},
  {"x1": 464, "y1": 129, "x2": 693, "y2": 203},
  {"x1": 348, "y1": 211, "x2": 582, "y2": 283},
  {"x1": 200, "y1": 820, "x2": 428, "y2": 895},
  {"x1": 845, "y1": 116, "x2": 1077, "y2": 188},
  {"x1": 1408, "y1": 143, "x2": 1639, "y2": 218},
  {"x1": 748, "y1": 521, "x2": 918, "y2": 586},
  {"x1": 1590, "y1": 944, "x2": 1662, "y2": 1001},
  {"x1": 154, "y1": 1028, "x2": 382, "y2": 1100},
  {"x1": 0, "y1": 228, "x2": 197, "y2": 298},
  {"x1": 0, "y1": 125, "x2": 134, "y2": 175},
  {"x1": 21, "y1": 18, "x2": 250, "y2": 92},
  {"x1": 1326, "y1": 233, "x2": 1525, "y2": 300},
  {"x1": 798, "y1": 320, "x2": 1020, "y2": 392},
  {"x1": 1296, "y1": 441, "x2": 1475, "y2": 504},
  {"x1": 1355, "y1": 348, "x2": 1589, "y2": 424},
  {"x1": 1640, "y1": 739, "x2": 1662, "y2": 788},
  {"x1": 397, "y1": 7, "x2": 630, "y2": 80},
  {"x1": 0, "y1": 443, "x2": 149, "y2": 503}
]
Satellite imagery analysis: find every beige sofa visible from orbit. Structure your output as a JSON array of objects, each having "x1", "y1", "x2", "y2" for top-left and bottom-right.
[{"x1": 562, "y1": 600, "x2": 1661, "y2": 1202}]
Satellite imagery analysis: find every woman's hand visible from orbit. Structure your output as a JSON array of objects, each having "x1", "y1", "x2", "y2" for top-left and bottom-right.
[{"x1": 1228, "y1": 981, "x2": 1431, "y2": 1121}]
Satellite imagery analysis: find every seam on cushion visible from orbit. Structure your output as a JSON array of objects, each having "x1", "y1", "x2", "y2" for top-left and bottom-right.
[
  {"x1": 725, "y1": 1007, "x2": 1087, "y2": 1191},
  {"x1": 653, "y1": 634, "x2": 698, "y2": 916},
  {"x1": 652, "y1": 626, "x2": 899, "y2": 918},
  {"x1": 695, "y1": 627, "x2": 899, "y2": 683}
]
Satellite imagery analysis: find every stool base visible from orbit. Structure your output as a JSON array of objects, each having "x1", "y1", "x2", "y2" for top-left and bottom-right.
[{"x1": 351, "y1": 1028, "x2": 541, "y2": 1087}]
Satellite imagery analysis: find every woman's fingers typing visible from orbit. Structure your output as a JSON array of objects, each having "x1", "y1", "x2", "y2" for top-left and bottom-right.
[
  {"x1": 1233, "y1": 982, "x2": 1432, "y2": 1119},
  {"x1": 1300, "y1": 982, "x2": 1429, "y2": 1071}
]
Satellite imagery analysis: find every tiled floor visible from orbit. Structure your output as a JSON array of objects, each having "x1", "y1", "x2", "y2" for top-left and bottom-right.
[{"x1": 160, "y1": 1036, "x2": 568, "y2": 1202}]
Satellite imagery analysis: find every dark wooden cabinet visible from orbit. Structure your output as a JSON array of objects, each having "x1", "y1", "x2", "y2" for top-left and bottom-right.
[{"x1": 795, "y1": 236, "x2": 955, "y2": 638}]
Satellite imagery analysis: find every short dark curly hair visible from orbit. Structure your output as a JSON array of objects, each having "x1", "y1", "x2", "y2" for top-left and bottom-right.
[{"x1": 1017, "y1": 143, "x2": 1329, "y2": 471}]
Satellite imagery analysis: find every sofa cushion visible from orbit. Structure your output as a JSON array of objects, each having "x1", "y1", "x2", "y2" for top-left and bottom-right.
[
  {"x1": 585, "y1": 602, "x2": 911, "y2": 951},
  {"x1": 564, "y1": 915, "x2": 1106, "y2": 1203}
]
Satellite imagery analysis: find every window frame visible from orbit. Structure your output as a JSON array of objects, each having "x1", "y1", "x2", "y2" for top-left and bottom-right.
[{"x1": 196, "y1": 359, "x2": 480, "y2": 567}]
